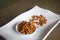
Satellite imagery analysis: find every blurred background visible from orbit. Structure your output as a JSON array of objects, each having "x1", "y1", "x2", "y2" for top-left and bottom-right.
[{"x1": 0, "y1": 0, "x2": 60, "y2": 40}]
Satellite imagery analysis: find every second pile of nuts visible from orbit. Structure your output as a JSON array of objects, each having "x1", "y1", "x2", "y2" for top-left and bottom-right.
[{"x1": 30, "y1": 15, "x2": 47, "y2": 26}]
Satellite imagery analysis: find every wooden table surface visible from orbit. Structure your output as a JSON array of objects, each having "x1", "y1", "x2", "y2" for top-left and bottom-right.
[{"x1": 0, "y1": 0, "x2": 60, "y2": 40}]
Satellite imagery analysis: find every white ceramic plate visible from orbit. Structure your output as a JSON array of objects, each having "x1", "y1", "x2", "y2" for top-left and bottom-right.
[{"x1": 0, "y1": 6, "x2": 60, "y2": 40}]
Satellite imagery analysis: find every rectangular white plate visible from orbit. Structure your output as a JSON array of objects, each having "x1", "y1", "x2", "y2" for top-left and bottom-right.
[{"x1": 0, "y1": 6, "x2": 60, "y2": 40}]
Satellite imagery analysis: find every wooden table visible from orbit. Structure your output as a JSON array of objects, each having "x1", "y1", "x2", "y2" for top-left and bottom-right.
[{"x1": 0, "y1": 0, "x2": 60, "y2": 40}]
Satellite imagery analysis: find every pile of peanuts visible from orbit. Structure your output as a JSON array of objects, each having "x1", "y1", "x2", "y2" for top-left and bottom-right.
[
  {"x1": 18, "y1": 21, "x2": 36, "y2": 34},
  {"x1": 17, "y1": 15, "x2": 47, "y2": 34},
  {"x1": 30, "y1": 15, "x2": 47, "y2": 26}
]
